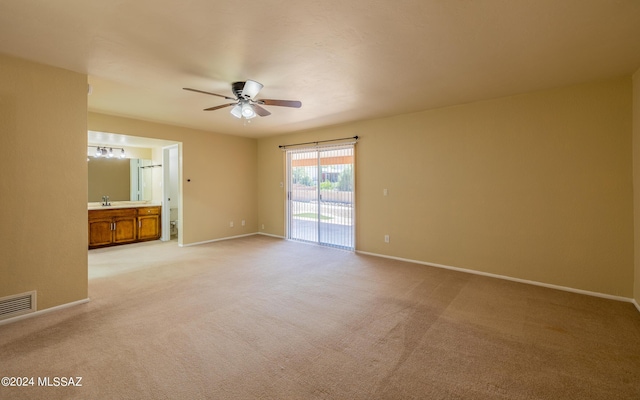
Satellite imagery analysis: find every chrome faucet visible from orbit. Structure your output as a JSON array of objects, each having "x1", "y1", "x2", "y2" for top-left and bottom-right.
[{"x1": 102, "y1": 195, "x2": 110, "y2": 206}]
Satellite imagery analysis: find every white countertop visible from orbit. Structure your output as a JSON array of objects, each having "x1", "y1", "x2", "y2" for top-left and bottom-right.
[{"x1": 88, "y1": 201, "x2": 162, "y2": 210}]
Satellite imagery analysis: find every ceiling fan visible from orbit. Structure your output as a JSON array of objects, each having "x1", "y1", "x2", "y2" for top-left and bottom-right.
[{"x1": 183, "y1": 80, "x2": 302, "y2": 119}]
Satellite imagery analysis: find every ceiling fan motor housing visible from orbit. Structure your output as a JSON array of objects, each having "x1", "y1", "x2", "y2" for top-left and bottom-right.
[{"x1": 232, "y1": 81, "x2": 247, "y2": 99}]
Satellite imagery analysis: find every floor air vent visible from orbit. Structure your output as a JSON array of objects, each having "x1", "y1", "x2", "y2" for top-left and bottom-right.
[{"x1": 0, "y1": 291, "x2": 36, "y2": 320}]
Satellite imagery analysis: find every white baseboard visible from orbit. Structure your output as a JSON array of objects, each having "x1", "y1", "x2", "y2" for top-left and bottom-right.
[
  {"x1": 356, "y1": 250, "x2": 636, "y2": 306},
  {"x1": 178, "y1": 232, "x2": 286, "y2": 247},
  {"x1": 633, "y1": 299, "x2": 640, "y2": 313},
  {"x1": 0, "y1": 298, "x2": 90, "y2": 327},
  {"x1": 257, "y1": 232, "x2": 286, "y2": 239},
  {"x1": 179, "y1": 232, "x2": 259, "y2": 247}
]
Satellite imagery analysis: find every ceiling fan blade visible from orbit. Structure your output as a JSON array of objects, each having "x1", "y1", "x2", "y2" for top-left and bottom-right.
[
  {"x1": 258, "y1": 99, "x2": 302, "y2": 108},
  {"x1": 241, "y1": 80, "x2": 263, "y2": 98},
  {"x1": 183, "y1": 87, "x2": 235, "y2": 100},
  {"x1": 204, "y1": 103, "x2": 236, "y2": 111},
  {"x1": 251, "y1": 104, "x2": 271, "y2": 117}
]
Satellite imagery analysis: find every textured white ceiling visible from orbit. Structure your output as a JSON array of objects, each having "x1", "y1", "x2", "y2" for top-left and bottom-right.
[{"x1": 2, "y1": 0, "x2": 640, "y2": 138}]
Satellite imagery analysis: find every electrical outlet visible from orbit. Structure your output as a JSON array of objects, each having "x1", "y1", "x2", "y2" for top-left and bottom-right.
[
  {"x1": 242, "y1": 220, "x2": 245, "y2": 226},
  {"x1": 261, "y1": 224, "x2": 265, "y2": 230},
  {"x1": 384, "y1": 234, "x2": 390, "y2": 243},
  {"x1": 383, "y1": 188, "x2": 388, "y2": 196},
  {"x1": 229, "y1": 221, "x2": 234, "y2": 228}
]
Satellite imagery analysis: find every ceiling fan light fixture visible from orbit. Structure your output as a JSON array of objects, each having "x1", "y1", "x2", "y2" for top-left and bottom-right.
[
  {"x1": 241, "y1": 102, "x2": 256, "y2": 119},
  {"x1": 230, "y1": 104, "x2": 242, "y2": 118},
  {"x1": 241, "y1": 80, "x2": 263, "y2": 99}
]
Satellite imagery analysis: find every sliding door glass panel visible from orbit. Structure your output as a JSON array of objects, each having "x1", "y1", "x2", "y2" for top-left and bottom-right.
[
  {"x1": 318, "y1": 147, "x2": 354, "y2": 248},
  {"x1": 288, "y1": 149, "x2": 319, "y2": 243}
]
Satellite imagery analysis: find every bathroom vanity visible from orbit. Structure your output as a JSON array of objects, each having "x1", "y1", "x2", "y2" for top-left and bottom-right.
[{"x1": 88, "y1": 203, "x2": 161, "y2": 249}]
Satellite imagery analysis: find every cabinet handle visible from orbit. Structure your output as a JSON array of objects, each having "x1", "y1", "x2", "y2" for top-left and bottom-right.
[{"x1": 139, "y1": 220, "x2": 141, "y2": 228}]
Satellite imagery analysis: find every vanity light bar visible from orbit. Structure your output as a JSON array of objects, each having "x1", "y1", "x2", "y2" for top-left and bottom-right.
[{"x1": 90, "y1": 146, "x2": 126, "y2": 159}]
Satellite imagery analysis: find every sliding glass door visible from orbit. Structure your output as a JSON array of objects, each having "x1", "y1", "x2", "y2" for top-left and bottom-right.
[{"x1": 287, "y1": 145, "x2": 355, "y2": 250}]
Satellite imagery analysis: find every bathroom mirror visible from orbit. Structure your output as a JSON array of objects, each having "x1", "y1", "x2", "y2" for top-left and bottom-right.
[{"x1": 88, "y1": 158, "x2": 154, "y2": 202}]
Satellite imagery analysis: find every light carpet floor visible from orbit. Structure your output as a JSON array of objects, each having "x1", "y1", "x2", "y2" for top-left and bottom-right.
[{"x1": 2, "y1": 235, "x2": 640, "y2": 399}]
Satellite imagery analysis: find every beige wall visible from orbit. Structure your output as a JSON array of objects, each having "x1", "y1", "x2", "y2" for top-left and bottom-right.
[
  {"x1": 258, "y1": 77, "x2": 634, "y2": 297},
  {"x1": 88, "y1": 113, "x2": 258, "y2": 245},
  {"x1": 0, "y1": 54, "x2": 88, "y2": 310},
  {"x1": 633, "y1": 68, "x2": 640, "y2": 306}
]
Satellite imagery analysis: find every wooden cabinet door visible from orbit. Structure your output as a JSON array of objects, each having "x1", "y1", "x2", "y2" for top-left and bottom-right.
[
  {"x1": 138, "y1": 215, "x2": 160, "y2": 240},
  {"x1": 89, "y1": 207, "x2": 160, "y2": 248},
  {"x1": 113, "y1": 216, "x2": 137, "y2": 244},
  {"x1": 89, "y1": 218, "x2": 113, "y2": 248}
]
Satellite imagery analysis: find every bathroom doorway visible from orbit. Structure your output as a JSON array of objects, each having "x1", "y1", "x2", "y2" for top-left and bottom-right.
[{"x1": 88, "y1": 130, "x2": 182, "y2": 245}]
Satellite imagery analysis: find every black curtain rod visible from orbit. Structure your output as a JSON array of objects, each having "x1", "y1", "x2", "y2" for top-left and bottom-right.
[{"x1": 278, "y1": 136, "x2": 358, "y2": 149}]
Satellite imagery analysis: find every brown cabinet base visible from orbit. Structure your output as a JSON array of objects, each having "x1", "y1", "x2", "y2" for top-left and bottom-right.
[{"x1": 89, "y1": 206, "x2": 161, "y2": 249}]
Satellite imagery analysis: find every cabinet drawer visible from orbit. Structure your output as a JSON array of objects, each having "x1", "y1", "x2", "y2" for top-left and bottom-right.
[
  {"x1": 138, "y1": 207, "x2": 160, "y2": 215},
  {"x1": 89, "y1": 208, "x2": 137, "y2": 220}
]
